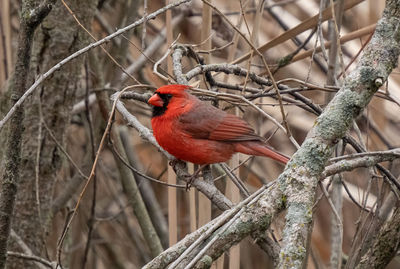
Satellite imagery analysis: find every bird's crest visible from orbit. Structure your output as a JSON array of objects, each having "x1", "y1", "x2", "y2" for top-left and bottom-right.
[{"x1": 155, "y1": 84, "x2": 190, "y2": 96}]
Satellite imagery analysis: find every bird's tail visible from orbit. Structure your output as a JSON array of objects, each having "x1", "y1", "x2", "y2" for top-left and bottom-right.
[{"x1": 234, "y1": 141, "x2": 289, "y2": 164}]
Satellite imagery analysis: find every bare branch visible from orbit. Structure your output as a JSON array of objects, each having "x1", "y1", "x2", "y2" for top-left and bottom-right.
[
  {"x1": 322, "y1": 149, "x2": 400, "y2": 178},
  {"x1": 6, "y1": 252, "x2": 54, "y2": 269}
]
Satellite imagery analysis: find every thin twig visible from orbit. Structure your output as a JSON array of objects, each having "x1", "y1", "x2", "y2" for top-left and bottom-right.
[
  {"x1": 9, "y1": 230, "x2": 50, "y2": 269},
  {"x1": 201, "y1": 0, "x2": 295, "y2": 146},
  {"x1": 111, "y1": 142, "x2": 186, "y2": 189},
  {"x1": 6, "y1": 252, "x2": 54, "y2": 269},
  {"x1": 219, "y1": 163, "x2": 250, "y2": 197},
  {"x1": 35, "y1": 93, "x2": 48, "y2": 260},
  {"x1": 329, "y1": 149, "x2": 400, "y2": 162},
  {"x1": 42, "y1": 121, "x2": 88, "y2": 179},
  {"x1": 81, "y1": 61, "x2": 97, "y2": 269},
  {"x1": 142, "y1": 0, "x2": 148, "y2": 49},
  {"x1": 231, "y1": 0, "x2": 364, "y2": 65},
  {"x1": 191, "y1": 87, "x2": 300, "y2": 149},
  {"x1": 318, "y1": 181, "x2": 343, "y2": 268}
]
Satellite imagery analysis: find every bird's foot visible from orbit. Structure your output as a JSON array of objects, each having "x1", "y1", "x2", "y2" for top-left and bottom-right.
[
  {"x1": 184, "y1": 175, "x2": 196, "y2": 191},
  {"x1": 168, "y1": 160, "x2": 207, "y2": 191},
  {"x1": 169, "y1": 159, "x2": 179, "y2": 167},
  {"x1": 183, "y1": 164, "x2": 207, "y2": 191}
]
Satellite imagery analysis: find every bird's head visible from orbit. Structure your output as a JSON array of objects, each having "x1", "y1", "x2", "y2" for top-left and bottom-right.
[{"x1": 148, "y1": 84, "x2": 191, "y2": 117}]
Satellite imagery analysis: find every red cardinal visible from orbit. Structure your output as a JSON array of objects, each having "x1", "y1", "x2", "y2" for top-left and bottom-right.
[{"x1": 148, "y1": 84, "x2": 289, "y2": 165}]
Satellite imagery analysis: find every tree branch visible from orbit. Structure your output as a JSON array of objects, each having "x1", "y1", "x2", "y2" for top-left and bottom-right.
[
  {"x1": 322, "y1": 149, "x2": 400, "y2": 179},
  {"x1": 278, "y1": 0, "x2": 400, "y2": 266}
]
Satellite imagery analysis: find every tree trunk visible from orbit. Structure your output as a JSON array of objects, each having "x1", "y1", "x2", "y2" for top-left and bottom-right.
[{"x1": 7, "y1": 1, "x2": 97, "y2": 267}]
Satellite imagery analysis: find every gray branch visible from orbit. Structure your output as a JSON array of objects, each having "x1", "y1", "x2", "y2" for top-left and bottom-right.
[
  {"x1": 322, "y1": 149, "x2": 400, "y2": 179},
  {"x1": 278, "y1": 0, "x2": 400, "y2": 266},
  {"x1": 6, "y1": 252, "x2": 54, "y2": 269},
  {"x1": 143, "y1": 184, "x2": 284, "y2": 268}
]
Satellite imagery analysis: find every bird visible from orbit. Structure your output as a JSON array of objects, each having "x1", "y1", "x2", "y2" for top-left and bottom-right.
[{"x1": 147, "y1": 84, "x2": 289, "y2": 166}]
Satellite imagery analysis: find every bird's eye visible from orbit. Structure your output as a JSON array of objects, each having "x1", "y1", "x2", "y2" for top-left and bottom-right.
[{"x1": 166, "y1": 94, "x2": 173, "y2": 99}]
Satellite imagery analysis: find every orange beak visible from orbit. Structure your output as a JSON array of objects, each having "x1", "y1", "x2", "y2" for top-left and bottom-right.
[{"x1": 148, "y1": 94, "x2": 164, "y2": 107}]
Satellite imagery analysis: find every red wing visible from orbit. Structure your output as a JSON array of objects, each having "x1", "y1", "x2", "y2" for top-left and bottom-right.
[{"x1": 178, "y1": 102, "x2": 264, "y2": 142}]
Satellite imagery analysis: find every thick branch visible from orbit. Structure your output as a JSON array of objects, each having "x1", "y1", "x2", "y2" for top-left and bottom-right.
[
  {"x1": 277, "y1": 0, "x2": 400, "y2": 267},
  {"x1": 143, "y1": 183, "x2": 284, "y2": 268}
]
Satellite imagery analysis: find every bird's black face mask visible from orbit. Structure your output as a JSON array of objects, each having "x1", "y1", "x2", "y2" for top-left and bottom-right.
[{"x1": 152, "y1": 93, "x2": 173, "y2": 117}]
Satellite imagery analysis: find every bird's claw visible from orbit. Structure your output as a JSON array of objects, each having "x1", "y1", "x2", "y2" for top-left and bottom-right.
[
  {"x1": 183, "y1": 165, "x2": 207, "y2": 191},
  {"x1": 168, "y1": 159, "x2": 194, "y2": 190},
  {"x1": 169, "y1": 159, "x2": 179, "y2": 167},
  {"x1": 184, "y1": 174, "x2": 196, "y2": 191}
]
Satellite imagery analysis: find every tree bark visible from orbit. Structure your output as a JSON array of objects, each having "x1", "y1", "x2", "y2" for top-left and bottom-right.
[
  {"x1": 0, "y1": 1, "x2": 57, "y2": 268},
  {"x1": 356, "y1": 206, "x2": 400, "y2": 269},
  {"x1": 4, "y1": 1, "x2": 98, "y2": 268}
]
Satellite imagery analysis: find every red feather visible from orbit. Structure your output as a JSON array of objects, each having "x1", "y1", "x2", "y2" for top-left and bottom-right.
[{"x1": 148, "y1": 84, "x2": 289, "y2": 165}]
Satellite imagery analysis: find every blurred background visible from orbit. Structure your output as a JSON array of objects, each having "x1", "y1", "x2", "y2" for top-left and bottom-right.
[{"x1": 1, "y1": 0, "x2": 399, "y2": 268}]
